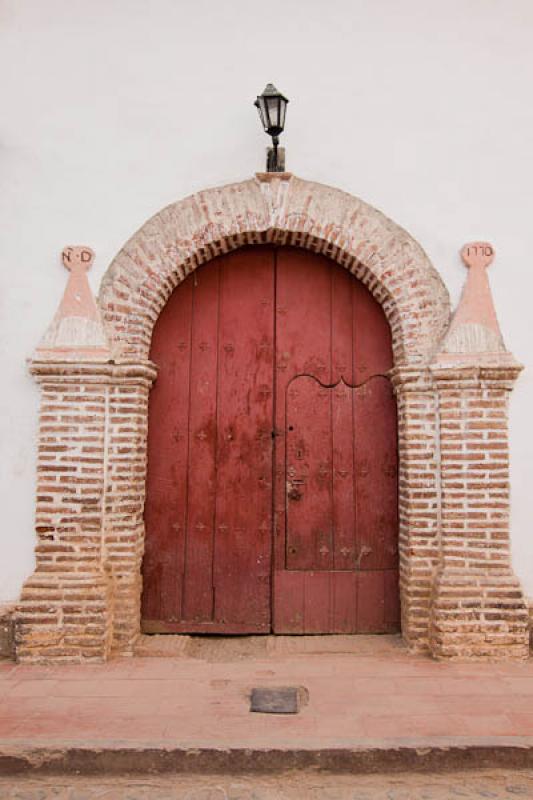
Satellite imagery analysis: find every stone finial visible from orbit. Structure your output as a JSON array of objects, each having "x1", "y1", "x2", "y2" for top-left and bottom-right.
[
  {"x1": 62, "y1": 245, "x2": 95, "y2": 271},
  {"x1": 33, "y1": 246, "x2": 111, "y2": 362},
  {"x1": 461, "y1": 241, "x2": 495, "y2": 270},
  {"x1": 434, "y1": 241, "x2": 519, "y2": 367}
]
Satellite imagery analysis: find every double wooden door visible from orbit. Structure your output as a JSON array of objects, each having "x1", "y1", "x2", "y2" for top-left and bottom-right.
[{"x1": 142, "y1": 246, "x2": 399, "y2": 634}]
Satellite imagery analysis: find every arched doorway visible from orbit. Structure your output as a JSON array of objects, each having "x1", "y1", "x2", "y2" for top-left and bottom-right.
[
  {"x1": 20, "y1": 174, "x2": 528, "y2": 663},
  {"x1": 141, "y1": 245, "x2": 399, "y2": 635}
]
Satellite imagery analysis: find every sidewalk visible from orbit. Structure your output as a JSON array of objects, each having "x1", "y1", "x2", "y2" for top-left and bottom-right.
[{"x1": 1, "y1": 635, "x2": 533, "y2": 775}]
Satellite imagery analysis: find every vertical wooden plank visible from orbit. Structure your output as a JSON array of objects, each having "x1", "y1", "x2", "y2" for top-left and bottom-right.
[
  {"x1": 331, "y1": 265, "x2": 354, "y2": 385},
  {"x1": 272, "y1": 250, "x2": 288, "y2": 577},
  {"x1": 354, "y1": 377, "x2": 398, "y2": 571},
  {"x1": 273, "y1": 571, "x2": 305, "y2": 633},
  {"x1": 376, "y1": 379, "x2": 399, "y2": 570},
  {"x1": 213, "y1": 247, "x2": 274, "y2": 630},
  {"x1": 357, "y1": 571, "x2": 385, "y2": 633},
  {"x1": 332, "y1": 572, "x2": 358, "y2": 633},
  {"x1": 353, "y1": 279, "x2": 397, "y2": 575},
  {"x1": 303, "y1": 572, "x2": 331, "y2": 633},
  {"x1": 181, "y1": 263, "x2": 220, "y2": 621},
  {"x1": 331, "y1": 380, "x2": 356, "y2": 570},
  {"x1": 384, "y1": 569, "x2": 401, "y2": 627},
  {"x1": 331, "y1": 268, "x2": 356, "y2": 570},
  {"x1": 353, "y1": 280, "x2": 393, "y2": 382},
  {"x1": 143, "y1": 277, "x2": 193, "y2": 624}
]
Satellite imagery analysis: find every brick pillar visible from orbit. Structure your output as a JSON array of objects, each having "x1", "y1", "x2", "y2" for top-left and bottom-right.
[
  {"x1": 429, "y1": 364, "x2": 528, "y2": 660},
  {"x1": 16, "y1": 246, "x2": 158, "y2": 662},
  {"x1": 105, "y1": 363, "x2": 156, "y2": 656},
  {"x1": 391, "y1": 366, "x2": 440, "y2": 652},
  {"x1": 16, "y1": 363, "x2": 114, "y2": 662},
  {"x1": 428, "y1": 242, "x2": 528, "y2": 660},
  {"x1": 16, "y1": 361, "x2": 156, "y2": 663}
]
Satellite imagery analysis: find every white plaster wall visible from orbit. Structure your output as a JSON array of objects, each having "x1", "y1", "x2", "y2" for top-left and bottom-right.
[{"x1": 1, "y1": 0, "x2": 532, "y2": 601}]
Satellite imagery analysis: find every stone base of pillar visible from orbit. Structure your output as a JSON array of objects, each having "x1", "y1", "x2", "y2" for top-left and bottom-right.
[
  {"x1": 400, "y1": 583, "x2": 433, "y2": 654},
  {"x1": 109, "y1": 572, "x2": 143, "y2": 658},
  {"x1": 429, "y1": 570, "x2": 529, "y2": 660},
  {"x1": 15, "y1": 570, "x2": 113, "y2": 664}
]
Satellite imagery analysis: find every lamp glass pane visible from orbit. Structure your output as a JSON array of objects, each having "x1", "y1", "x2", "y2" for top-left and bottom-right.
[
  {"x1": 266, "y1": 96, "x2": 280, "y2": 130},
  {"x1": 279, "y1": 98, "x2": 287, "y2": 130},
  {"x1": 256, "y1": 96, "x2": 268, "y2": 131}
]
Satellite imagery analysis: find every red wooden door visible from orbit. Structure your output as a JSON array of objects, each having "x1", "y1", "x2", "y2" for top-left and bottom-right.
[
  {"x1": 273, "y1": 248, "x2": 399, "y2": 633},
  {"x1": 142, "y1": 246, "x2": 399, "y2": 634},
  {"x1": 142, "y1": 247, "x2": 274, "y2": 632}
]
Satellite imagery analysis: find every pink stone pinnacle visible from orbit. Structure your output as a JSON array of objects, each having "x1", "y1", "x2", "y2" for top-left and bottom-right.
[
  {"x1": 434, "y1": 241, "x2": 517, "y2": 367},
  {"x1": 34, "y1": 246, "x2": 111, "y2": 362},
  {"x1": 452, "y1": 242, "x2": 501, "y2": 339}
]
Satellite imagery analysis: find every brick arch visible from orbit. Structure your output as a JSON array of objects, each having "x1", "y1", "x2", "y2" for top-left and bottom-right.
[{"x1": 98, "y1": 175, "x2": 450, "y2": 364}]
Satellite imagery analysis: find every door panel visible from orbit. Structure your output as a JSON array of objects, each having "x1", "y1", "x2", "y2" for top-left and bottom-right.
[
  {"x1": 181, "y1": 260, "x2": 219, "y2": 623},
  {"x1": 273, "y1": 570, "x2": 360, "y2": 634},
  {"x1": 142, "y1": 245, "x2": 399, "y2": 635},
  {"x1": 284, "y1": 374, "x2": 397, "y2": 574},
  {"x1": 273, "y1": 247, "x2": 398, "y2": 634},
  {"x1": 142, "y1": 247, "x2": 274, "y2": 633}
]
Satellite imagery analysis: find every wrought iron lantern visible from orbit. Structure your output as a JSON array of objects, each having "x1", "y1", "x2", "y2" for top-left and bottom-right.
[{"x1": 254, "y1": 83, "x2": 289, "y2": 173}]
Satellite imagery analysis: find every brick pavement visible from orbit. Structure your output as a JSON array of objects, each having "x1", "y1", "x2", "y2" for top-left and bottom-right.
[{"x1": 3, "y1": 636, "x2": 533, "y2": 750}]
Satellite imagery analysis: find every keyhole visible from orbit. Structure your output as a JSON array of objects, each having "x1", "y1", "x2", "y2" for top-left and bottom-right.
[{"x1": 288, "y1": 425, "x2": 294, "y2": 431}]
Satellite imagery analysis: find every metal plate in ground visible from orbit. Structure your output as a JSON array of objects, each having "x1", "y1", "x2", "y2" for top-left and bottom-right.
[{"x1": 250, "y1": 687, "x2": 301, "y2": 714}]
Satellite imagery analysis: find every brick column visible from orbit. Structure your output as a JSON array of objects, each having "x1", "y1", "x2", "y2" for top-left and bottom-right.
[
  {"x1": 16, "y1": 361, "x2": 156, "y2": 663},
  {"x1": 105, "y1": 363, "x2": 156, "y2": 656},
  {"x1": 391, "y1": 366, "x2": 440, "y2": 652},
  {"x1": 428, "y1": 242, "x2": 528, "y2": 660},
  {"x1": 429, "y1": 364, "x2": 528, "y2": 659},
  {"x1": 17, "y1": 363, "x2": 113, "y2": 662},
  {"x1": 16, "y1": 246, "x2": 158, "y2": 662}
]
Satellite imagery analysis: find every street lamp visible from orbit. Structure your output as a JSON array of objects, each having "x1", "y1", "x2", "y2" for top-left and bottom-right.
[{"x1": 254, "y1": 83, "x2": 289, "y2": 173}]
